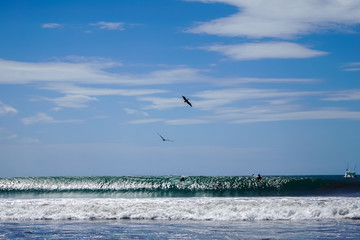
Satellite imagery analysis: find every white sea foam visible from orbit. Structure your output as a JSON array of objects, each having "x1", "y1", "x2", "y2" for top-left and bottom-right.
[{"x1": 0, "y1": 197, "x2": 359, "y2": 221}]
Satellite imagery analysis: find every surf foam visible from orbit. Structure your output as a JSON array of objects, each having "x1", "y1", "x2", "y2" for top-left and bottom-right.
[{"x1": 1, "y1": 197, "x2": 359, "y2": 221}]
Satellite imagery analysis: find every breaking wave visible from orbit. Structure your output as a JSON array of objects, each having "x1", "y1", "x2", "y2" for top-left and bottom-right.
[{"x1": 0, "y1": 175, "x2": 359, "y2": 198}]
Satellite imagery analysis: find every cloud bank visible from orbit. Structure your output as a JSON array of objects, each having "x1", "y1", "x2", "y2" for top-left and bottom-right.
[
  {"x1": 188, "y1": 0, "x2": 360, "y2": 60},
  {"x1": 188, "y1": 0, "x2": 360, "y2": 39}
]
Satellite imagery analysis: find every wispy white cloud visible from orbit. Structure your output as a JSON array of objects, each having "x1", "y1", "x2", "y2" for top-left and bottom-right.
[
  {"x1": 93, "y1": 115, "x2": 109, "y2": 120},
  {"x1": 200, "y1": 42, "x2": 328, "y2": 60},
  {"x1": 124, "y1": 108, "x2": 149, "y2": 116},
  {"x1": 165, "y1": 118, "x2": 209, "y2": 125},
  {"x1": 214, "y1": 77, "x2": 318, "y2": 85},
  {"x1": 0, "y1": 58, "x2": 121, "y2": 85},
  {"x1": 130, "y1": 67, "x2": 210, "y2": 85},
  {"x1": 21, "y1": 137, "x2": 40, "y2": 144},
  {"x1": 230, "y1": 108, "x2": 360, "y2": 124},
  {"x1": 22, "y1": 113, "x2": 55, "y2": 125},
  {"x1": 37, "y1": 84, "x2": 167, "y2": 109},
  {"x1": 22, "y1": 112, "x2": 82, "y2": 125},
  {"x1": 129, "y1": 118, "x2": 165, "y2": 124},
  {"x1": 0, "y1": 101, "x2": 18, "y2": 116},
  {"x1": 342, "y1": 62, "x2": 360, "y2": 72},
  {"x1": 129, "y1": 118, "x2": 208, "y2": 125},
  {"x1": 130, "y1": 107, "x2": 360, "y2": 125},
  {"x1": 0, "y1": 58, "x2": 208, "y2": 85},
  {"x1": 323, "y1": 89, "x2": 360, "y2": 101},
  {"x1": 188, "y1": 0, "x2": 360, "y2": 39},
  {"x1": 0, "y1": 128, "x2": 18, "y2": 140},
  {"x1": 0, "y1": 127, "x2": 40, "y2": 143},
  {"x1": 344, "y1": 68, "x2": 360, "y2": 72},
  {"x1": 42, "y1": 23, "x2": 62, "y2": 29},
  {"x1": 8, "y1": 134, "x2": 18, "y2": 140},
  {"x1": 39, "y1": 94, "x2": 98, "y2": 109},
  {"x1": 203, "y1": 104, "x2": 360, "y2": 124},
  {"x1": 194, "y1": 88, "x2": 320, "y2": 106},
  {"x1": 0, "y1": 58, "x2": 318, "y2": 88},
  {"x1": 190, "y1": 88, "x2": 321, "y2": 115},
  {"x1": 41, "y1": 84, "x2": 167, "y2": 96},
  {"x1": 90, "y1": 21, "x2": 125, "y2": 31},
  {"x1": 160, "y1": 105, "x2": 360, "y2": 125},
  {"x1": 57, "y1": 55, "x2": 123, "y2": 66},
  {"x1": 139, "y1": 97, "x2": 185, "y2": 110}
]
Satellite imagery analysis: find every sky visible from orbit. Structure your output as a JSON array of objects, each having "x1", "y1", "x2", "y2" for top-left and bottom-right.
[{"x1": 1, "y1": 0, "x2": 360, "y2": 177}]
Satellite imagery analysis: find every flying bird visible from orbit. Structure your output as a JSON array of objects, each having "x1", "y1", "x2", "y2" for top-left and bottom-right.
[
  {"x1": 182, "y1": 95, "x2": 192, "y2": 107},
  {"x1": 157, "y1": 133, "x2": 174, "y2": 142}
]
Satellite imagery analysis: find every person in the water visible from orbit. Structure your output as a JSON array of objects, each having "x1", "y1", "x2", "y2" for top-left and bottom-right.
[{"x1": 257, "y1": 174, "x2": 262, "y2": 182}]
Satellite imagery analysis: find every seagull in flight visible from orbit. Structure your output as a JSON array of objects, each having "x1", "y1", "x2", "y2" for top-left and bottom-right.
[
  {"x1": 182, "y1": 96, "x2": 192, "y2": 107},
  {"x1": 157, "y1": 133, "x2": 174, "y2": 142}
]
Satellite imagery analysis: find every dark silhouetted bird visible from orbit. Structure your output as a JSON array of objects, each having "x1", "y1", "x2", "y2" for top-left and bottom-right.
[
  {"x1": 157, "y1": 133, "x2": 174, "y2": 142},
  {"x1": 182, "y1": 96, "x2": 192, "y2": 107}
]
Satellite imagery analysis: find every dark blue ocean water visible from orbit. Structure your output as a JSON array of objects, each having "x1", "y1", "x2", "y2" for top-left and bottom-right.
[
  {"x1": 0, "y1": 219, "x2": 359, "y2": 239},
  {"x1": 0, "y1": 175, "x2": 359, "y2": 239}
]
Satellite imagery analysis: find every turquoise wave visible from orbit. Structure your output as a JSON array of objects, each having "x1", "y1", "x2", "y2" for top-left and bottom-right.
[{"x1": 0, "y1": 175, "x2": 359, "y2": 198}]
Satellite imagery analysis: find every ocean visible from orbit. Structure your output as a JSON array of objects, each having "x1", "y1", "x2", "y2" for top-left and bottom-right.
[{"x1": 0, "y1": 175, "x2": 359, "y2": 239}]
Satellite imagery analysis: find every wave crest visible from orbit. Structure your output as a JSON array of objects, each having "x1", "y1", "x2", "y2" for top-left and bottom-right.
[{"x1": 1, "y1": 176, "x2": 359, "y2": 197}]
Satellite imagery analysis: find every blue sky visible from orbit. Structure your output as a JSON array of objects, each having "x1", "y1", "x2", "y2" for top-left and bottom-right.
[{"x1": 1, "y1": 0, "x2": 360, "y2": 177}]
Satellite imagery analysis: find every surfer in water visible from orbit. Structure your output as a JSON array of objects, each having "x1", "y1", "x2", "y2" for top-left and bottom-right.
[{"x1": 257, "y1": 174, "x2": 262, "y2": 182}]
